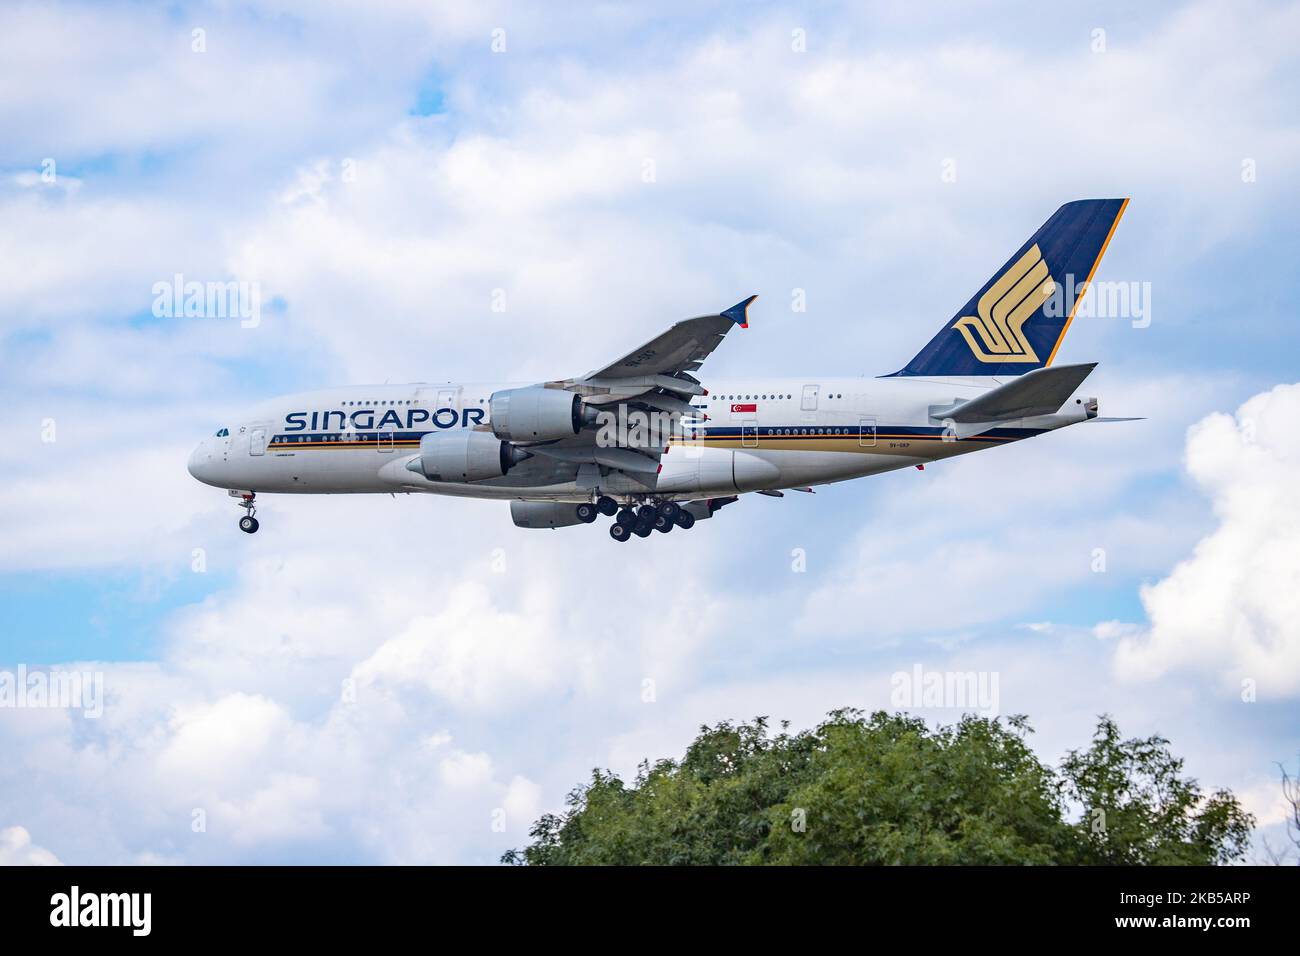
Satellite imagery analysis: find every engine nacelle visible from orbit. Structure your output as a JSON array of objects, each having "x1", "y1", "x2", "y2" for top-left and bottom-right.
[
  {"x1": 510, "y1": 500, "x2": 585, "y2": 529},
  {"x1": 489, "y1": 386, "x2": 595, "y2": 442},
  {"x1": 407, "y1": 430, "x2": 528, "y2": 483}
]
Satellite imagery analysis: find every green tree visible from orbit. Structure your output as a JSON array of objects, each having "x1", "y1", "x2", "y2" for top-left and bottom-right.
[
  {"x1": 1060, "y1": 717, "x2": 1254, "y2": 865},
  {"x1": 502, "y1": 710, "x2": 1253, "y2": 866}
]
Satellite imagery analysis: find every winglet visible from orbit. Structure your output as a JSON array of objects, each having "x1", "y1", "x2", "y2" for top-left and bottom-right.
[{"x1": 721, "y1": 295, "x2": 757, "y2": 328}]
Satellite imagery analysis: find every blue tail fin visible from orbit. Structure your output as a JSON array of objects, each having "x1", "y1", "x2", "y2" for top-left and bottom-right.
[{"x1": 891, "y1": 198, "x2": 1128, "y2": 377}]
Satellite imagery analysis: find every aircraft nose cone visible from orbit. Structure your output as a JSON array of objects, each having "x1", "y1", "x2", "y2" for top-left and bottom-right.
[{"x1": 188, "y1": 440, "x2": 214, "y2": 483}]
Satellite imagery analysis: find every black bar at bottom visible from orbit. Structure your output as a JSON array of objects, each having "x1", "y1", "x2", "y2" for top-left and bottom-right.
[{"x1": 0, "y1": 864, "x2": 1286, "y2": 941}]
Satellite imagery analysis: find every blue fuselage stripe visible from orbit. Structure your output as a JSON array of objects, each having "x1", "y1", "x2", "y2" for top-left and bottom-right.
[{"x1": 268, "y1": 423, "x2": 1047, "y2": 449}]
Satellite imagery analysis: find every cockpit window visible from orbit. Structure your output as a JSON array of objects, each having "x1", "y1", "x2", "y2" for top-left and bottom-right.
[{"x1": 215, "y1": 428, "x2": 229, "y2": 437}]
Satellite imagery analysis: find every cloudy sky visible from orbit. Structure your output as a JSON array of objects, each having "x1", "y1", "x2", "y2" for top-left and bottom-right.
[{"x1": 1, "y1": 0, "x2": 1297, "y2": 864}]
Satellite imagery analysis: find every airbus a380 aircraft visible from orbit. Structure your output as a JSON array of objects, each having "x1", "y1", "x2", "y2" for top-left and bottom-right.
[{"x1": 188, "y1": 199, "x2": 1130, "y2": 542}]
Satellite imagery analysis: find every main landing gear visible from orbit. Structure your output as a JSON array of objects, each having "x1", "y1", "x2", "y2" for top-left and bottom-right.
[
  {"x1": 577, "y1": 495, "x2": 625, "y2": 525},
  {"x1": 234, "y1": 492, "x2": 259, "y2": 534},
  {"x1": 600, "y1": 497, "x2": 695, "y2": 542}
]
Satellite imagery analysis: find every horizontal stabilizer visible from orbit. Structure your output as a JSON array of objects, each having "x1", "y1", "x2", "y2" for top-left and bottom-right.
[{"x1": 942, "y1": 362, "x2": 1097, "y2": 423}]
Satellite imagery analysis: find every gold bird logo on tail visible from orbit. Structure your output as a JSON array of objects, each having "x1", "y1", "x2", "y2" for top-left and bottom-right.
[{"x1": 953, "y1": 244, "x2": 1056, "y2": 363}]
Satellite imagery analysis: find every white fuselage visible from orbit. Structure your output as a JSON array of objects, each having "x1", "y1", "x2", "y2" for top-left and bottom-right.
[{"x1": 187, "y1": 375, "x2": 1088, "y2": 502}]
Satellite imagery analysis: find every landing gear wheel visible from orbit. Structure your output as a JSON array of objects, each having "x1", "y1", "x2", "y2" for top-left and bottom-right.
[
  {"x1": 657, "y1": 500, "x2": 681, "y2": 521},
  {"x1": 234, "y1": 492, "x2": 258, "y2": 534},
  {"x1": 674, "y1": 510, "x2": 696, "y2": 530},
  {"x1": 596, "y1": 496, "x2": 619, "y2": 517},
  {"x1": 617, "y1": 508, "x2": 637, "y2": 525},
  {"x1": 609, "y1": 522, "x2": 632, "y2": 542},
  {"x1": 653, "y1": 514, "x2": 674, "y2": 533},
  {"x1": 634, "y1": 504, "x2": 657, "y2": 537},
  {"x1": 575, "y1": 502, "x2": 598, "y2": 524}
]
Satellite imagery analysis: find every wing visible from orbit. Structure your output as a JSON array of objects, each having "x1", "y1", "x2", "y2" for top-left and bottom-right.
[
  {"x1": 525, "y1": 296, "x2": 757, "y2": 482},
  {"x1": 578, "y1": 295, "x2": 755, "y2": 383}
]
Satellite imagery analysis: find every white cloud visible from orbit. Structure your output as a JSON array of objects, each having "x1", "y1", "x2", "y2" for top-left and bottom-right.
[
  {"x1": 0, "y1": 825, "x2": 61, "y2": 866},
  {"x1": 156, "y1": 693, "x2": 292, "y2": 787},
  {"x1": 1113, "y1": 382, "x2": 1300, "y2": 694},
  {"x1": 0, "y1": 491, "x2": 747, "y2": 862},
  {"x1": 352, "y1": 581, "x2": 564, "y2": 710}
]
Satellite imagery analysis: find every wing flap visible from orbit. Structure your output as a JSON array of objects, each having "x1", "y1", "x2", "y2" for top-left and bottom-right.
[{"x1": 528, "y1": 444, "x2": 662, "y2": 474}]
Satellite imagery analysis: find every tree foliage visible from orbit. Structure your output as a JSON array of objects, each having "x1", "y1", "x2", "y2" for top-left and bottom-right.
[{"x1": 502, "y1": 710, "x2": 1253, "y2": 866}]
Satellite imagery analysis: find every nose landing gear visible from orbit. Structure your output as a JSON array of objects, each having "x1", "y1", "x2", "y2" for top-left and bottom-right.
[{"x1": 232, "y1": 491, "x2": 259, "y2": 534}]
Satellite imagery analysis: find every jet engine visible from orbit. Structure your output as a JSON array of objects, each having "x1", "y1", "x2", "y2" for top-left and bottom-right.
[
  {"x1": 407, "y1": 430, "x2": 530, "y2": 482},
  {"x1": 510, "y1": 500, "x2": 586, "y2": 529},
  {"x1": 488, "y1": 386, "x2": 597, "y2": 442}
]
